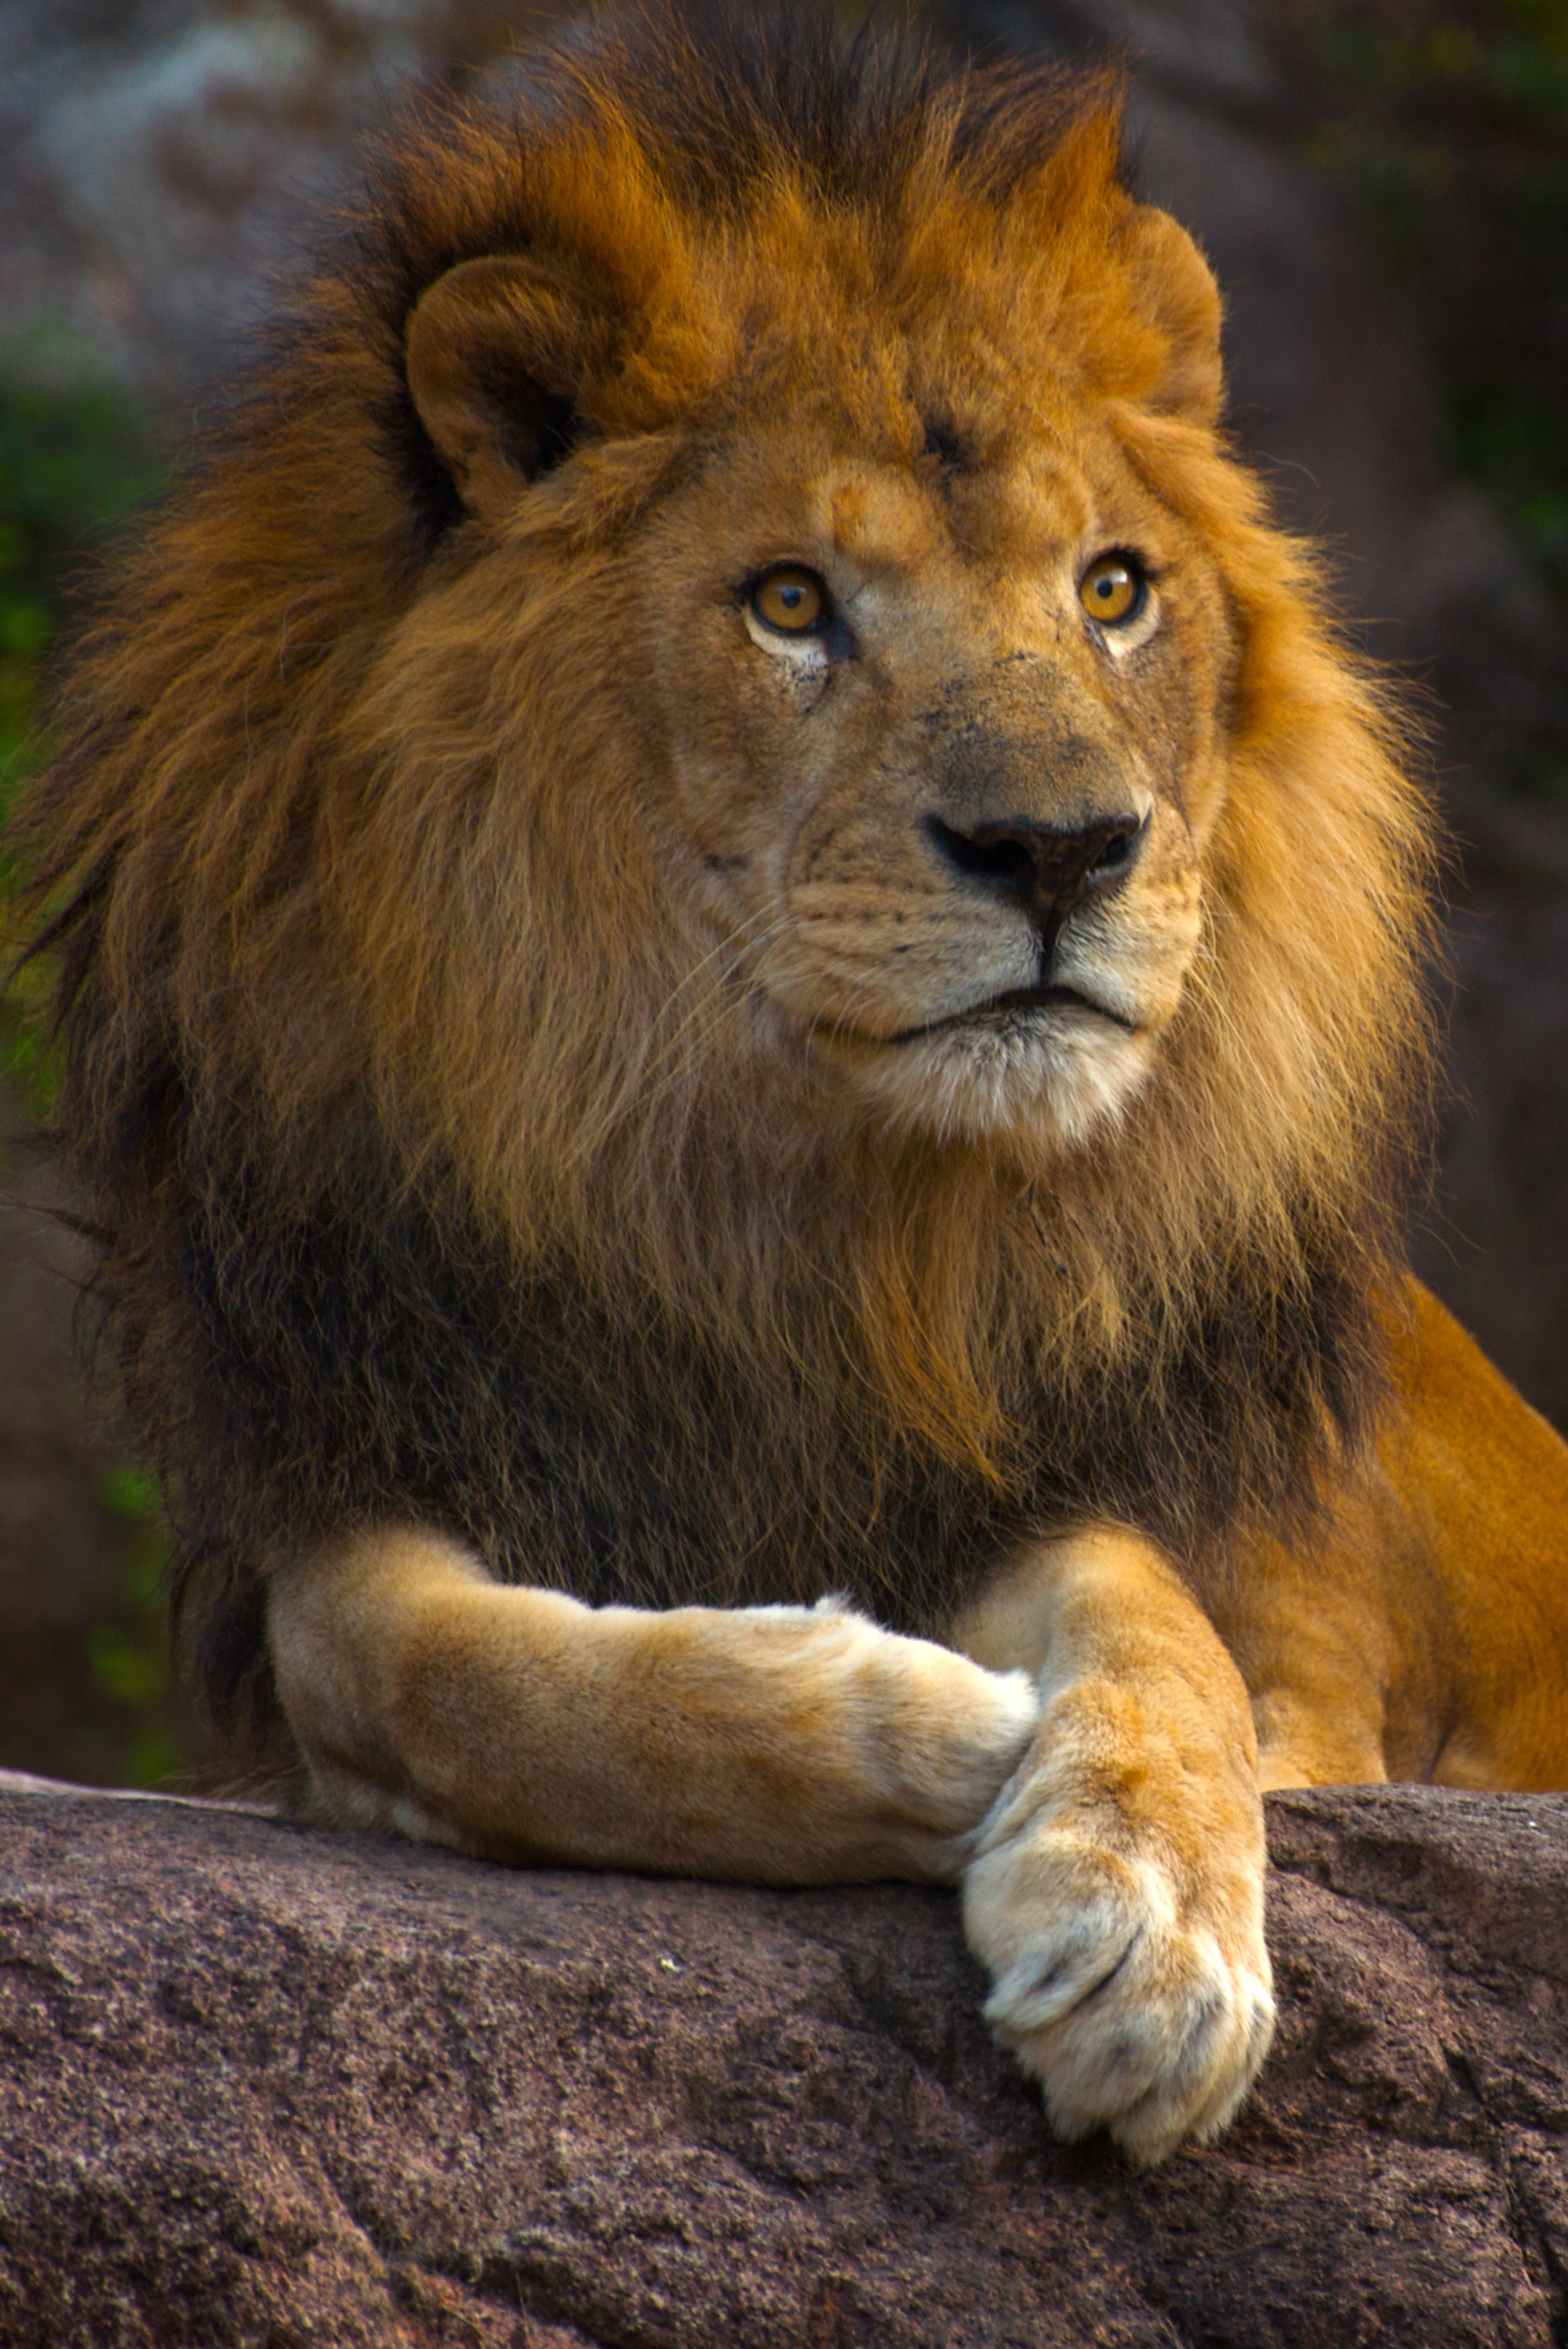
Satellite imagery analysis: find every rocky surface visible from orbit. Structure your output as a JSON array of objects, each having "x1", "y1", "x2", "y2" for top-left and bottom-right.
[{"x1": 0, "y1": 1780, "x2": 1565, "y2": 2347}]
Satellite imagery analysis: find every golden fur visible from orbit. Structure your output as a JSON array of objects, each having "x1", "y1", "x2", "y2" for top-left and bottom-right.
[{"x1": 17, "y1": 4, "x2": 1568, "y2": 2167}]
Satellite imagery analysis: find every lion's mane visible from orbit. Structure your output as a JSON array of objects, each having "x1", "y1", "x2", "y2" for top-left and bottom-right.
[{"x1": 17, "y1": 2, "x2": 1434, "y2": 1747}]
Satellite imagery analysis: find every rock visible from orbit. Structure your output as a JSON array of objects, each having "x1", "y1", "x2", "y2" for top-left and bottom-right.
[
  {"x1": 0, "y1": 0, "x2": 553, "y2": 409},
  {"x1": 1412, "y1": 790, "x2": 1568, "y2": 1426},
  {"x1": 0, "y1": 1781, "x2": 1563, "y2": 2347}
]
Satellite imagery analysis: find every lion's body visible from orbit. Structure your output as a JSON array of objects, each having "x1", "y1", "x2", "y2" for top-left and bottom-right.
[{"x1": 18, "y1": 2, "x2": 1568, "y2": 2162}]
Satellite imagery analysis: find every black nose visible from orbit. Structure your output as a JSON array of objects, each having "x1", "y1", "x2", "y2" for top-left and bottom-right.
[{"x1": 926, "y1": 812, "x2": 1144, "y2": 958}]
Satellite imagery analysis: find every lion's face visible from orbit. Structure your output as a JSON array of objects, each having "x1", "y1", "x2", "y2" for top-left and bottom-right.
[
  {"x1": 388, "y1": 106, "x2": 1256, "y2": 1168},
  {"x1": 641, "y1": 391, "x2": 1236, "y2": 1146}
]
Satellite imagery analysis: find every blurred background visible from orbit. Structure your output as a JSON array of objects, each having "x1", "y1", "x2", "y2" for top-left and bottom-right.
[{"x1": 1, "y1": 0, "x2": 1564, "y2": 1787}]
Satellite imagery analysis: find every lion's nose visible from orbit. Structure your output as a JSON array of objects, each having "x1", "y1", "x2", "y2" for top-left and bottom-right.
[{"x1": 925, "y1": 812, "x2": 1145, "y2": 955}]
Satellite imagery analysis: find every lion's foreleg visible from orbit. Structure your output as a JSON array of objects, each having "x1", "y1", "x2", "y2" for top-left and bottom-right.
[
  {"x1": 266, "y1": 1527, "x2": 1040, "y2": 1884},
  {"x1": 949, "y1": 1530, "x2": 1276, "y2": 2165}
]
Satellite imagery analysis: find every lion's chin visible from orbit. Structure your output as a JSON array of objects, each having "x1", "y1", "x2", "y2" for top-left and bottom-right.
[{"x1": 828, "y1": 1007, "x2": 1158, "y2": 1149}]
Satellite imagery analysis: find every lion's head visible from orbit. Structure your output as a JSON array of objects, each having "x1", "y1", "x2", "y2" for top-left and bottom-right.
[
  {"x1": 390, "y1": 101, "x2": 1231, "y2": 1163},
  {"x1": 21, "y1": 4, "x2": 1434, "y2": 1717}
]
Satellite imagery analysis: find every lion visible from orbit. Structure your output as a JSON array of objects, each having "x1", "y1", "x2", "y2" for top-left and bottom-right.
[{"x1": 16, "y1": 0, "x2": 1568, "y2": 2168}]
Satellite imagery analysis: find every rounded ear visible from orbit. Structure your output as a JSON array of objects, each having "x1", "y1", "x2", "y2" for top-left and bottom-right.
[
  {"x1": 405, "y1": 256, "x2": 614, "y2": 519},
  {"x1": 1118, "y1": 206, "x2": 1223, "y2": 425}
]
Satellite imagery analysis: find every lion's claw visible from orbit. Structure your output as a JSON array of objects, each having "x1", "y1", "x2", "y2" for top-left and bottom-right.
[{"x1": 963, "y1": 1820, "x2": 1275, "y2": 2167}]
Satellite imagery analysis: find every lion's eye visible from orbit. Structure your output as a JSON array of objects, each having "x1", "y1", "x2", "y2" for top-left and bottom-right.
[
  {"x1": 1079, "y1": 556, "x2": 1145, "y2": 628},
  {"x1": 751, "y1": 567, "x2": 828, "y2": 634}
]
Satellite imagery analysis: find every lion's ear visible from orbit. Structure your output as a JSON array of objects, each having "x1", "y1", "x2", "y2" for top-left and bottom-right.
[
  {"x1": 405, "y1": 256, "x2": 614, "y2": 519},
  {"x1": 1118, "y1": 206, "x2": 1224, "y2": 425}
]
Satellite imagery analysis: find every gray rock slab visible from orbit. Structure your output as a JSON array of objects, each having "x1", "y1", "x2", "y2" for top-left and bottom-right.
[{"x1": 0, "y1": 1782, "x2": 1563, "y2": 2346}]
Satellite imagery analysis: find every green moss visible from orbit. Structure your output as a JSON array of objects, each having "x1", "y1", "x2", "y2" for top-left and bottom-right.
[
  {"x1": 1452, "y1": 384, "x2": 1568, "y2": 587},
  {"x1": 88, "y1": 1459, "x2": 181, "y2": 1790},
  {"x1": 0, "y1": 349, "x2": 164, "y2": 802},
  {"x1": 1311, "y1": 1, "x2": 1568, "y2": 134},
  {"x1": 0, "y1": 345, "x2": 167, "y2": 1117}
]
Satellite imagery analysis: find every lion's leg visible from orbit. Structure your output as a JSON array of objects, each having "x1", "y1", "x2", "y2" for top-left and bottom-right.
[
  {"x1": 266, "y1": 1526, "x2": 1040, "y2": 1884},
  {"x1": 1211, "y1": 1284, "x2": 1568, "y2": 1795},
  {"x1": 948, "y1": 1528, "x2": 1276, "y2": 2167},
  {"x1": 1219, "y1": 1572, "x2": 1394, "y2": 1791}
]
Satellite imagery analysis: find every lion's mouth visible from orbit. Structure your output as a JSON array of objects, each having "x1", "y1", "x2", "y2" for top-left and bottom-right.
[{"x1": 887, "y1": 983, "x2": 1137, "y2": 1045}]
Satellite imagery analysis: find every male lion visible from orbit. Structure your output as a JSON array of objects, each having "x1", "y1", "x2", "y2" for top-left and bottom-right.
[{"x1": 19, "y1": 2, "x2": 1568, "y2": 2166}]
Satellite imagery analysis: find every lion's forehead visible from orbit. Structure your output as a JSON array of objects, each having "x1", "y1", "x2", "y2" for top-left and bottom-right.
[
  {"x1": 585, "y1": 163, "x2": 1163, "y2": 470},
  {"x1": 675, "y1": 181, "x2": 1109, "y2": 376},
  {"x1": 661, "y1": 404, "x2": 1187, "y2": 606}
]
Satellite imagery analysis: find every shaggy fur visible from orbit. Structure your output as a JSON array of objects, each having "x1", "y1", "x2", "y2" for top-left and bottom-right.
[{"x1": 16, "y1": 0, "x2": 1434, "y2": 1756}]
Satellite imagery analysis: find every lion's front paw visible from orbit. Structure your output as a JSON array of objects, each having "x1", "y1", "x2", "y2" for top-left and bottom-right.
[{"x1": 962, "y1": 1806, "x2": 1274, "y2": 2166}]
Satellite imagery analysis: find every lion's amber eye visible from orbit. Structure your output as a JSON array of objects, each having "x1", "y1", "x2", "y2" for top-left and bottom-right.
[
  {"x1": 751, "y1": 567, "x2": 827, "y2": 634},
  {"x1": 1080, "y1": 557, "x2": 1145, "y2": 627}
]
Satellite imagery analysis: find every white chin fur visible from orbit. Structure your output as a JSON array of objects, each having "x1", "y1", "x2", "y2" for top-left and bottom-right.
[{"x1": 848, "y1": 1009, "x2": 1155, "y2": 1147}]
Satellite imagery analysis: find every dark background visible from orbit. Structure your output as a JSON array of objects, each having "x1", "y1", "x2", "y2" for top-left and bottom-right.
[{"x1": 2, "y1": 0, "x2": 1564, "y2": 1787}]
